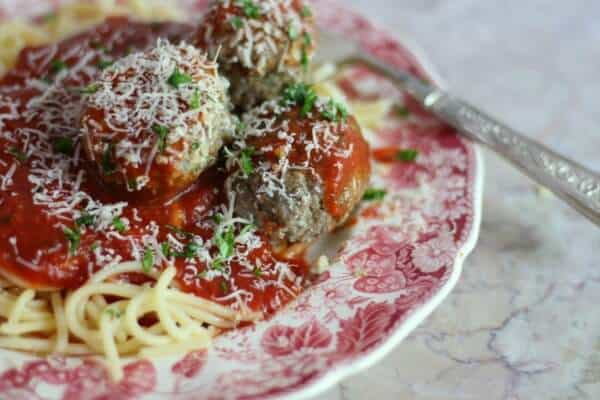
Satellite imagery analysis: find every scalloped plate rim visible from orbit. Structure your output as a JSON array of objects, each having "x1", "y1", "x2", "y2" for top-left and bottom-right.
[
  {"x1": 0, "y1": 2, "x2": 484, "y2": 399},
  {"x1": 273, "y1": 14, "x2": 485, "y2": 400}
]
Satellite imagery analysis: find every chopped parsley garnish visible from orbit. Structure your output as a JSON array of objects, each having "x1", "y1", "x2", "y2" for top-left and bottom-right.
[
  {"x1": 166, "y1": 224, "x2": 194, "y2": 238},
  {"x1": 240, "y1": 223, "x2": 255, "y2": 236},
  {"x1": 211, "y1": 223, "x2": 237, "y2": 269},
  {"x1": 101, "y1": 143, "x2": 116, "y2": 175},
  {"x1": 152, "y1": 124, "x2": 169, "y2": 152},
  {"x1": 42, "y1": 12, "x2": 57, "y2": 23},
  {"x1": 396, "y1": 149, "x2": 419, "y2": 162},
  {"x1": 75, "y1": 213, "x2": 95, "y2": 227},
  {"x1": 105, "y1": 308, "x2": 122, "y2": 318},
  {"x1": 235, "y1": 121, "x2": 246, "y2": 137},
  {"x1": 90, "y1": 41, "x2": 108, "y2": 52},
  {"x1": 301, "y1": 5, "x2": 312, "y2": 17},
  {"x1": 303, "y1": 32, "x2": 312, "y2": 46},
  {"x1": 167, "y1": 68, "x2": 193, "y2": 88},
  {"x1": 8, "y1": 147, "x2": 27, "y2": 162},
  {"x1": 189, "y1": 89, "x2": 201, "y2": 110},
  {"x1": 82, "y1": 84, "x2": 99, "y2": 94},
  {"x1": 142, "y1": 248, "x2": 154, "y2": 273},
  {"x1": 176, "y1": 241, "x2": 200, "y2": 259},
  {"x1": 239, "y1": 147, "x2": 254, "y2": 176},
  {"x1": 215, "y1": 225, "x2": 235, "y2": 260},
  {"x1": 253, "y1": 266, "x2": 262, "y2": 278},
  {"x1": 53, "y1": 137, "x2": 74, "y2": 155},
  {"x1": 97, "y1": 59, "x2": 114, "y2": 70},
  {"x1": 161, "y1": 242, "x2": 172, "y2": 258},
  {"x1": 63, "y1": 226, "x2": 81, "y2": 255},
  {"x1": 219, "y1": 280, "x2": 229, "y2": 293},
  {"x1": 212, "y1": 258, "x2": 224, "y2": 271},
  {"x1": 240, "y1": 0, "x2": 260, "y2": 18},
  {"x1": 300, "y1": 33, "x2": 312, "y2": 71},
  {"x1": 50, "y1": 59, "x2": 67, "y2": 73},
  {"x1": 212, "y1": 213, "x2": 223, "y2": 224},
  {"x1": 90, "y1": 241, "x2": 100, "y2": 251},
  {"x1": 363, "y1": 188, "x2": 387, "y2": 201},
  {"x1": 230, "y1": 16, "x2": 243, "y2": 29},
  {"x1": 288, "y1": 23, "x2": 299, "y2": 39},
  {"x1": 300, "y1": 48, "x2": 309, "y2": 70},
  {"x1": 396, "y1": 105, "x2": 410, "y2": 118},
  {"x1": 321, "y1": 99, "x2": 348, "y2": 123},
  {"x1": 281, "y1": 83, "x2": 317, "y2": 117},
  {"x1": 112, "y1": 217, "x2": 126, "y2": 233}
]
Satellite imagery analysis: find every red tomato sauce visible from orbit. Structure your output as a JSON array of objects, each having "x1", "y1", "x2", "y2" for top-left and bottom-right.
[{"x1": 0, "y1": 17, "x2": 309, "y2": 316}]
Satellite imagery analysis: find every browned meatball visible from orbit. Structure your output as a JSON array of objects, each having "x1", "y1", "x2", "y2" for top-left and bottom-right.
[
  {"x1": 81, "y1": 39, "x2": 235, "y2": 200},
  {"x1": 226, "y1": 84, "x2": 371, "y2": 252},
  {"x1": 196, "y1": 0, "x2": 316, "y2": 110}
]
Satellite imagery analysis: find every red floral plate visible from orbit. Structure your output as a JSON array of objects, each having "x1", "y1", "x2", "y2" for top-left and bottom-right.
[{"x1": 0, "y1": 1, "x2": 483, "y2": 399}]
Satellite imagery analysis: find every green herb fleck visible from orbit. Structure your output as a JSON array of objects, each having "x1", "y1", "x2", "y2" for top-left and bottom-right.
[
  {"x1": 240, "y1": 0, "x2": 260, "y2": 18},
  {"x1": 53, "y1": 137, "x2": 74, "y2": 155},
  {"x1": 219, "y1": 280, "x2": 229, "y2": 293},
  {"x1": 362, "y1": 188, "x2": 387, "y2": 201},
  {"x1": 50, "y1": 59, "x2": 67, "y2": 73},
  {"x1": 142, "y1": 248, "x2": 154, "y2": 273},
  {"x1": 42, "y1": 12, "x2": 57, "y2": 23},
  {"x1": 75, "y1": 213, "x2": 95, "y2": 227},
  {"x1": 230, "y1": 16, "x2": 243, "y2": 29},
  {"x1": 105, "y1": 308, "x2": 122, "y2": 318},
  {"x1": 281, "y1": 83, "x2": 317, "y2": 117},
  {"x1": 212, "y1": 213, "x2": 223, "y2": 224},
  {"x1": 152, "y1": 124, "x2": 169, "y2": 152},
  {"x1": 239, "y1": 147, "x2": 254, "y2": 176},
  {"x1": 90, "y1": 41, "x2": 108, "y2": 52},
  {"x1": 253, "y1": 266, "x2": 262, "y2": 278},
  {"x1": 90, "y1": 241, "x2": 100, "y2": 251},
  {"x1": 8, "y1": 147, "x2": 28, "y2": 162},
  {"x1": 161, "y1": 242, "x2": 172, "y2": 258},
  {"x1": 166, "y1": 224, "x2": 194, "y2": 238},
  {"x1": 189, "y1": 89, "x2": 201, "y2": 110},
  {"x1": 176, "y1": 241, "x2": 200, "y2": 259},
  {"x1": 63, "y1": 226, "x2": 81, "y2": 255},
  {"x1": 97, "y1": 59, "x2": 114, "y2": 70},
  {"x1": 240, "y1": 223, "x2": 254, "y2": 236},
  {"x1": 321, "y1": 99, "x2": 348, "y2": 123},
  {"x1": 191, "y1": 142, "x2": 200, "y2": 151},
  {"x1": 112, "y1": 217, "x2": 126, "y2": 233},
  {"x1": 300, "y1": 48, "x2": 309, "y2": 70},
  {"x1": 168, "y1": 68, "x2": 193, "y2": 88},
  {"x1": 396, "y1": 149, "x2": 419, "y2": 162},
  {"x1": 101, "y1": 143, "x2": 116, "y2": 175},
  {"x1": 82, "y1": 84, "x2": 99, "y2": 94},
  {"x1": 215, "y1": 225, "x2": 235, "y2": 260},
  {"x1": 395, "y1": 105, "x2": 410, "y2": 118},
  {"x1": 303, "y1": 32, "x2": 312, "y2": 46},
  {"x1": 301, "y1": 5, "x2": 312, "y2": 17},
  {"x1": 288, "y1": 23, "x2": 298, "y2": 39}
]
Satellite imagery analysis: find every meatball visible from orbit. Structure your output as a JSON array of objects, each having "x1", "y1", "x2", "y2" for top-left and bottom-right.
[
  {"x1": 196, "y1": 0, "x2": 316, "y2": 110},
  {"x1": 81, "y1": 39, "x2": 235, "y2": 200},
  {"x1": 226, "y1": 84, "x2": 371, "y2": 251}
]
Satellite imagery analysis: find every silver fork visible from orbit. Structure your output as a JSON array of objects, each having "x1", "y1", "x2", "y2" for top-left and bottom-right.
[{"x1": 315, "y1": 30, "x2": 600, "y2": 227}]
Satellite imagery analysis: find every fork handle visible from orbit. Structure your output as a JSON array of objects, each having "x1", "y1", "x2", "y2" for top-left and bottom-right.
[{"x1": 424, "y1": 91, "x2": 600, "y2": 227}]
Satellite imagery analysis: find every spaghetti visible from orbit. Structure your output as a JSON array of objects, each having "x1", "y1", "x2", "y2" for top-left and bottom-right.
[{"x1": 0, "y1": 0, "x2": 390, "y2": 381}]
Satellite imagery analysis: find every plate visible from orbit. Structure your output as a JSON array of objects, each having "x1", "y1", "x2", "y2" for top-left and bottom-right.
[{"x1": 0, "y1": 1, "x2": 483, "y2": 399}]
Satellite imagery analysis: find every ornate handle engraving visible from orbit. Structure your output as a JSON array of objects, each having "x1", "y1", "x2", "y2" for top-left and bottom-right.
[{"x1": 426, "y1": 92, "x2": 600, "y2": 226}]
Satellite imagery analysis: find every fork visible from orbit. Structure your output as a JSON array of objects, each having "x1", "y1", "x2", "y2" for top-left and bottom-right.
[{"x1": 315, "y1": 30, "x2": 600, "y2": 227}]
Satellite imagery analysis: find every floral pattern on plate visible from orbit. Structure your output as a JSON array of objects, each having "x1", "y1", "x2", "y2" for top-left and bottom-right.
[{"x1": 0, "y1": 0, "x2": 482, "y2": 399}]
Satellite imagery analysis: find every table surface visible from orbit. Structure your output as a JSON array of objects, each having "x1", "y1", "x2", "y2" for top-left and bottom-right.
[{"x1": 320, "y1": 1, "x2": 600, "y2": 399}]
